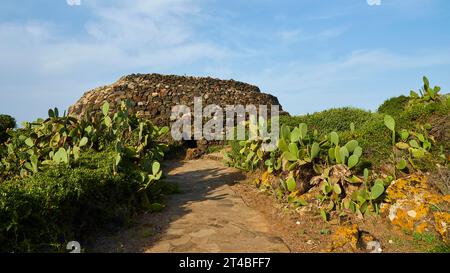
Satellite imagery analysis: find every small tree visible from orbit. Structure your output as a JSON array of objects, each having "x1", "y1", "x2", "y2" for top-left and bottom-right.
[{"x1": 0, "y1": 114, "x2": 16, "y2": 143}]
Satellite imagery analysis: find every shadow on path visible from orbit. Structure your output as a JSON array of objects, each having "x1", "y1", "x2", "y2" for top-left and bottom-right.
[{"x1": 90, "y1": 159, "x2": 290, "y2": 253}]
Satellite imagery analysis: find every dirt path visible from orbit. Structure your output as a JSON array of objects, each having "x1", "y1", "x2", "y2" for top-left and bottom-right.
[{"x1": 91, "y1": 159, "x2": 290, "y2": 253}]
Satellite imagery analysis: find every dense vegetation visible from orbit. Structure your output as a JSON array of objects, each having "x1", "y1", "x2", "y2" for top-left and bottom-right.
[
  {"x1": 0, "y1": 76, "x2": 448, "y2": 252},
  {"x1": 0, "y1": 114, "x2": 16, "y2": 143},
  {"x1": 0, "y1": 101, "x2": 170, "y2": 252},
  {"x1": 225, "y1": 77, "x2": 449, "y2": 221},
  {"x1": 280, "y1": 79, "x2": 450, "y2": 167},
  {"x1": 377, "y1": 95, "x2": 411, "y2": 117},
  {"x1": 280, "y1": 107, "x2": 374, "y2": 134}
]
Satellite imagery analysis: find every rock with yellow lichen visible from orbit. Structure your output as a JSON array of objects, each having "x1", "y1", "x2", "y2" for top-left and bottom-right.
[
  {"x1": 255, "y1": 170, "x2": 276, "y2": 190},
  {"x1": 261, "y1": 170, "x2": 271, "y2": 187},
  {"x1": 326, "y1": 224, "x2": 381, "y2": 253},
  {"x1": 434, "y1": 212, "x2": 450, "y2": 242},
  {"x1": 382, "y1": 175, "x2": 450, "y2": 242},
  {"x1": 327, "y1": 224, "x2": 360, "y2": 252}
]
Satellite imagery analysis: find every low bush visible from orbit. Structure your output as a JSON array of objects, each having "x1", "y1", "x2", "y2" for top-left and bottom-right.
[
  {"x1": 344, "y1": 101, "x2": 449, "y2": 170},
  {"x1": 1, "y1": 151, "x2": 126, "y2": 251},
  {"x1": 351, "y1": 113, "x2": 392, "y2": 165},
  {"x1": 0, "y1": 101, "x2": 170, "y2": 252},
  {"x1": 279, "y1": 90, "x2": 449, "y2": 168},
  {"x1": 0, "y1": 149, "x2": 173, "y2": 252},
  {"x1": 281, "y1": 109, "x2": 391, "y2": 166},
  {"x1": 280, "y1": 107, "x2": 373, "y2": 135},
  {"x1": 397, "y1": 98, "x2": 449, "y2": 128},
  {"x1": 224, "y1": 122, "x2": 389, "y2": 218},
  {"x1": 377, "y1": 95, "x2": 410, "y2": 117}
]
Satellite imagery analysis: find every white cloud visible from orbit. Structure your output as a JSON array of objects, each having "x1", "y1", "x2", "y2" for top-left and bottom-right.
[
  {"x1": 66, "y1": 0, "x2": 81, "y2": 6},
  {"x1": 276, "y1": 27, "x2": 347, "y2": 45},
  {"x1": 1, "y1": 0, "x2": 228, "y2": 76},
  {"x1": 278, "y1": 30, "x2": 301, "y2": 42},
  {"x1": 0, "y1": 0, "x2": 228, "y2": 122},
  {"x1": 0, "y1": 4, "x2": 200, "y2": 74},
  {"x1": 367, "y1": 0, "x2": 381, "y2": 6},
  {"x1": 86, "y1": 0, "x2": 196, "y2": 48}
]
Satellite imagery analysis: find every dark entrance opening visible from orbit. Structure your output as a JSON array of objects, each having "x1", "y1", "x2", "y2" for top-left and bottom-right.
[{"x1": 184, "y1": 140, "x2": 197, "y2": 149}]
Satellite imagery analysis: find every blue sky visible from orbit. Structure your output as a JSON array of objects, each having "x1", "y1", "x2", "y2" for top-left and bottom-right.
[{"x1": 1, "y1": 0, "x2": 450, "y2": 123}]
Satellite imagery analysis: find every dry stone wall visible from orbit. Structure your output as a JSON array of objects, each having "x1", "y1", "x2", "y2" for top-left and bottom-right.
[{"x1": 68, "y1": 73, "x2": 285, "y2": 128}]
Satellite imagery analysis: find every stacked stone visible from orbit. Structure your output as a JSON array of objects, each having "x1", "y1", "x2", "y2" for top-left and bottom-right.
[{"x1": 68, "y1": 73, "x2": 284, "y2": 127}]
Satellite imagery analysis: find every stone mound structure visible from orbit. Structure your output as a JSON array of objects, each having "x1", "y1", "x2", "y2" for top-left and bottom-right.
[{"x1": 68, "y1": 73, "x2": 284, "y2": 127}]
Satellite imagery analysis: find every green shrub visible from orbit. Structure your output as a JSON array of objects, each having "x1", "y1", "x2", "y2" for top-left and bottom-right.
[
  {"x1": 0, "y1": 115, "x2": 16, "y2": 143},
  {"x1": 280, "y1": 107, "x2": 373, "y2": 135},
  {"x1": 0, "y1": 101, "x2": 168, "y2": 183},
  {"x1": 0, "y1": 101, "x2": 170, "y2": 252},
  {"x1": 279, "y1": 96, "x2": 449, "y2": 170},
  {"x1": 0, "y1": 150, "x2": 159, "y2": 252},
  {"x1": 351, "y1": 113, "x2": 392, "y2": 165},
  {"x1": 377, "y1": 95, "x2": 410, "y2": 117},
  {"x1": 224, "y1": 122, "x2": 388, "y2": 218},
  {"x1": 0, "y1": 149, "x2": 173, "y2": 252},
  {"x1": 397, "y1": 98, "x2": 449, "y2": 127},
  {"x1": 280, "y1": 108, "x2": 391, "y2": 166},
  {"x1": 224, "y1": 77, "x2": 449, "y2": 223}
]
